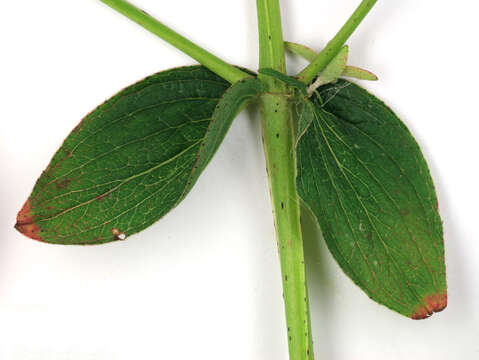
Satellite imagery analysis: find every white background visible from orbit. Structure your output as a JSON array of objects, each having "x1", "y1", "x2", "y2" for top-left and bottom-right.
[{"x1": 1, "y1": 1, "x2": 478, "y2": 359}]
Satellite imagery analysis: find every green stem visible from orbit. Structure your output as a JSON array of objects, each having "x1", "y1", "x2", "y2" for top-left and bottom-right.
[
  {"x1": 296, "y1": 0, "x2": 378, "y2": 83},
  {"x1": 100, "y1": 0, "x2": 250, "y2": 84},
  {"x1": 256, "y1": 0, "x2": 286, "y2": 73},
  {"x1": 260, "y1": 95, "x2": 315, "y2": 360},
  {"x1": 257, "y1": 1, "x2": 314, "y2": 360}
]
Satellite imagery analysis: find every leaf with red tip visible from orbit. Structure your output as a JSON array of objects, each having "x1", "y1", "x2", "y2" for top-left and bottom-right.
[
  {"x1": 15, "y1": 66, "x2": 261, "y2": 245},
  {"x1": 297, "y1": 80, "x2": 447, "y2": 319},
  {"x1": 15, "y1": 200, "x2": 43, "y2": 242}
]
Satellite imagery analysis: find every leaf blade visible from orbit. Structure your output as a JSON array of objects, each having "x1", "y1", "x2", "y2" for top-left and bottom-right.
[
  {"x1": 16, "y1": 66, "x2": 261, "y2": 245},
  {"x1": 297, "y1": 80, "x2": 446, "y2": 319}
]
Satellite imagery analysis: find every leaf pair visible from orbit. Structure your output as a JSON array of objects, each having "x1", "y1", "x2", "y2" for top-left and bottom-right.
[
  {"x1": 16, "y1": 65, "x2": 446, "y2": 320},
  {"x1": 15, "y1": 66, "x2": 262, "y2": 244}
]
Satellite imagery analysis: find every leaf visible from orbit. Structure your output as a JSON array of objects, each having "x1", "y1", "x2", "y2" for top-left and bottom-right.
[
  {"x1": 258, "y1": 68, "x2": 308, "y2": 94},
  {"x1": 342, "y1": 66, "x2": 378, "y2": 81},
  {"x1": 296, "y1": 80, "x2": 447, "y2": 319},
  {"x1": 285, "y1": 41, "x2": 378, "y2": 82},
  {"x1": 15, "y1": 66, "x2": 262, "y2": 245},
  {"x1": 285, "y1": 41, "x2": 317, "y2": 62}
]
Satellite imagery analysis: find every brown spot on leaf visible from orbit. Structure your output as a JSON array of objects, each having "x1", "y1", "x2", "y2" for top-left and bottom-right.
[
  {"x1": 14, "y1": 200, "x2": 44, "y2": 242},
  {"x1": 411, "y1": 292, "x2": 447, "y2": 320}
]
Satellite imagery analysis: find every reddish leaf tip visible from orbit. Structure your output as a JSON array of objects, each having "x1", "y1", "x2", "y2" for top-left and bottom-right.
[
  {"x1": 411, "y1": 292, "x2": 447, "y2": 320},
  {"x1": 15, "y1": 200, "x2": 44, "y2": 242}
]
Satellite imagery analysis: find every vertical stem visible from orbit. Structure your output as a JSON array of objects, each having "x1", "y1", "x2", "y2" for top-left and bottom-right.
[
  {"x1": 296, "y1": 0, "x2": 378, "y2": 83},
  {"x1": 256, "y1": 1, "x2": 315, "y2": 359},
  {"x1": 260, "y1": 95, "x2": 315, "y2": 360},
  {"x1": 100, "y1": 0, "x2": 250, "y2": 83},
  {"x1": 256, "y1": 0, "x2": 286, "y2": 86}
]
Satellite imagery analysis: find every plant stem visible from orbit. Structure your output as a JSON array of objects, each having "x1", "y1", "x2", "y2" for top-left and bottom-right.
[
  {"x1": 257, "y1": 1, "x2": 314, "y2": 359},
  {"x1": 100, "y1": 0, "x2": 250, "y2": 84},
  {"x1": 260, "y1": 95, "x2": 315, "y2": 360},
  {"x1": 296, "y1": 0, "x2": 378, "y2": 83},
  {"x1": 256, "y1": 0, "x2": 286, "y2": 87}
]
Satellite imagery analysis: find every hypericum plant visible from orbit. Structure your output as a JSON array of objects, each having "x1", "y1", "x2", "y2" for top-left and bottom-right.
[{"x1": 15, "y1": 1, "x2": 447, "y2": 359}]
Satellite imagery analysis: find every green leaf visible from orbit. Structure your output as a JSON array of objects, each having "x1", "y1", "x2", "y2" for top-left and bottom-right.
[
  {"x1": 15, "y1": 66, "x2": 262, "y2": 245},
  {"x1": 296, "y1": 80, "x2": 447, "y2": 319},
  {"x1": 285, "y1": 41, "x2": 378, "y2": 82},
  {"x1": 258, "y1": 68, "x2": 308, "y2": 94},
  {"x1": 342, "y1": 65, "x2": 378, "y2": 81},
  {"x1": 285, "y1": 41, "x2": 317, "y2": 62}
]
